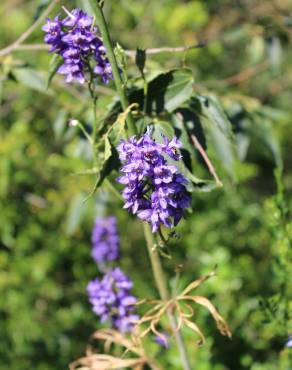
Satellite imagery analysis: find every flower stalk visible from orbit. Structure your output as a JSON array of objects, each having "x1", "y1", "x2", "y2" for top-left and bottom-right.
[
  {"x1": 143, "y1": 223, "x2": 192, "y2": 370},
  {"x1": 86, "y1": 3, "x2": 190, "y2": 367},
  {"x1": 89, "y1": 0, "x2": 136, "y2": 136}
]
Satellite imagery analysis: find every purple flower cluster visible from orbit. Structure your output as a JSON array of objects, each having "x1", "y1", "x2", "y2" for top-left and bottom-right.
[
  {"x1": 87, "y1": 267, "x2": 138, "y2": 332},
  {"x1": 117, "y1": 133, "x2": 191, "y2": 232},
  {"x1": 42, "y1": 8, "x2": 112, "y2": 84},
  {"x1": 91, "y1": 216, "x2": 120, "y2": 265}
]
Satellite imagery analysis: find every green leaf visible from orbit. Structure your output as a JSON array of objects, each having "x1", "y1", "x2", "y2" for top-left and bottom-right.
[
  {"x1": 103, "y1": 136, "x2": 112, "y2": 162},
  {"x1": 65, "y1": 193, "x2": 88, "y2": 235},
  {"x1": 195, "y1": 95, "x2": 236, "y2": 177},
  {"x1": 77, "y1": 0, "x2": 94, "y2": 14},
  {"x1": 135, "y1": 48, "x2": 146, "y2": 75},
  {"x1": 53, "y1": 109, "x2": 68, "y2": 141},
  {"x1": 251, "y1": 114, "x2": 282, "y2": 167},
  {"x1": 85, "y1": 138, "x2": 119, "y2": 200},
  {"x1": 145, "y1": 68, "x2": 194, "y2": 113},
  {"x1": 151, "y1": 120, "x2": 175, "y2": 140},
  {"x1": 13, "y1": 68, "x2": 53, "y2": 95},
  {"x1": 47, "y1": 54, "x2": 63, "y2": 88}
]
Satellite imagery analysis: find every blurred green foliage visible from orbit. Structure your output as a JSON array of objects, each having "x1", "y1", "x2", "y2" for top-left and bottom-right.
[{"x1": 0, "y1": 0, "x2": 292, "y2": 369}]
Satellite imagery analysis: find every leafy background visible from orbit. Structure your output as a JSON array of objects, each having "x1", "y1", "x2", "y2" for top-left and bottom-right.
[{"x1": 0, "y1": 0, "x2": 292, "y2": 369}]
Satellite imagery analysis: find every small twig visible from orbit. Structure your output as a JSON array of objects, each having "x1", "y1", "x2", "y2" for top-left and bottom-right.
[
  {"x1": 191, "y1": 132, "x2": 223, "y2": 186},
  {"x1": 125, "y1": 42, "x2": 206, "y2": 57},
  {"x1": 0, "y1": 0, "x2": 60, "y2": 58},
  {"x1": 204, "y1": 61, "x2": 268, "y2": 87},
  {"x1": 178, "y1": 113, "x2": 223, "y2": 186},
  {"x1": 5, "y1": 42, "x2": 206, "y2": 57},
  {"x1": 6, "y1": 43, "x2": 50, "y2": 51}
]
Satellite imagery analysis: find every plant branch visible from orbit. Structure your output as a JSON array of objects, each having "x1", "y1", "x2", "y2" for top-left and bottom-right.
[
  {"x1": 0, "y1": 0, "x2": 60, "y2": 58},
  {"x1": 89, "y1": 0, "x2": 136, "y2": 136},
  {"x1": 143, "y1": 223, "x2": 191, "y2": 370},
  {"x1": 190, "y1": 133, "x2": 222, "y2": 186},
  {"x1": 204, "y1": 61, "x2": 268, "y2": 87},
  {"x1": 8, "y1": 42, "x2": 205, "y2": 55},
  {"x1": 125, "y1": 42, "x2": 206, "y2": 57}
]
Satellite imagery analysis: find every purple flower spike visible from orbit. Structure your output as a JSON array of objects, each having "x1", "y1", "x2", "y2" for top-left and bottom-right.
[
  {"x1": 116, "y1": 132, "x2": 191, "y2": 233},
  {"x1": 87, "y1": 268, "x2": 138, "y2": 332},
  {"x1": 42, "y1": 8, "x2": 113, "y2": 84},
  {"x1": 91, "y1": 216, "x2": 120, "y2": 265}
]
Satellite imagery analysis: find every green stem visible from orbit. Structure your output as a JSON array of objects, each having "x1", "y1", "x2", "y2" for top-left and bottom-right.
[
  {"x1": 143, "y1": 223, "x2": 191, "y2": 370},
  {"x1": 88, "y1": 83, "x2": 98, "y2": 146},
  {"x1": 104, "y1": 178, "x2": 123, "y2": 202},
  {"x1": 89, "y1": 0, "x2": 136, "y2": 136}
]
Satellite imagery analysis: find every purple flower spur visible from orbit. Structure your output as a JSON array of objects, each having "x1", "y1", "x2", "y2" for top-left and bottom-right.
[
  {"x1": 116, "y1": 132, "x2": 191, "y2": 232},
  {"x1": 42, "y1": 8, "x2": 112, "y2": 84}
]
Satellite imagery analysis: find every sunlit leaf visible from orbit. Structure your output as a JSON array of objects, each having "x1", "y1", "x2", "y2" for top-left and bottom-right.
[
  {"x1": 13, "y1": 68, "x2": 53, "y2": 95},
  {"x1": 146, "y1": 68, "x2": 194, "y2": 113}
]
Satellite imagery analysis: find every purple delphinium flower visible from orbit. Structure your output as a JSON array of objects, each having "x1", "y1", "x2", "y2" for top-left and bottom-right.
[
  {"x1": 155, "y1": 333, "x2": 169, "y2": 348},
  {"x1": 116, "y1": 133, "x2": 191, "y2": 232},
  {"x1": 42, "y1": 8, "x2": 112, "y2": 84},
  {"x1": 42, "y1": 16, "x2": 64, "y2": 52},
  {"x1": 91, "y1": 216, "x2": 120, "y2": 265},
  {"x1": 87, "y1": 268, "x2": 138, "y2": 332}
]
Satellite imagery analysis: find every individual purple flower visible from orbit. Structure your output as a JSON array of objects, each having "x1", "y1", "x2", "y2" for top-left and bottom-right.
[
  {"x1": 42, "y1": 16, "x2": 64, "y2": 52},
  {"x1": 87, "y1": 268, "x2": 138, "y2": 332},
  {"x1": 116, "y1": 132, "x2": 191, "y2": 232},
  {"x1": 155, "y1": 333, "x2": 169, "y2": 348},
  {"x1": 42, "y1": 8, "x2": 113, "y2": 84},
  {"x1": 286, "y1": 335, "x2": 292, "y2": 348},
  {"x1": 91, "y1": 216, "x2": 120, "y2": 265},
  {"x1": 162, "y1": 136, "x2": 182, "y2": 161}
]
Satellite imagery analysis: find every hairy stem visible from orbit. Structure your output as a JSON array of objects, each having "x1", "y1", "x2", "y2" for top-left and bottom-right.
[
  {"x1": 89, "y1": 0, "x2": 136, "y2": 136},
  {"x1": 143, "y1": 223, "x2": 191, "y2": 370}
]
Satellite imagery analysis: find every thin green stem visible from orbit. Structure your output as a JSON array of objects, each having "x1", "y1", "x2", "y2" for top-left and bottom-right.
[
  {"x1": 104, "y1": 178, "x2": 123, "y2": 202},
  {"x1": 89, "y1": 0, "x2": 136, "y2": 136},
  {"x1": 76, "y1": 122, "x2": 93, "y2": 145},
  {"x1": 87, "y1": 69, "x2": 98, "y2": 146},
  {"x1": 143, "y1": 223, "x2": 191, "y2": 370}
]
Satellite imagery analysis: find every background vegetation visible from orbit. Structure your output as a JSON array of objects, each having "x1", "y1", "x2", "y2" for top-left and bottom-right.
[{"x1": 0, "y1": 0, "x2": 291, "y2": 369}]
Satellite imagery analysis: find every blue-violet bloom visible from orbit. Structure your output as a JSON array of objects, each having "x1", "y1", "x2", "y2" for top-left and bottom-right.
[
  {"x1": 87, "y1": 268, "x2": 138, "y2": 332},
  {"x1": 42, "y1": 8, "x2": 113, "y2": 84},
  {"x1": 116, "y1": 133, "x2": 191, "y2": 232},
  {"x1": 91, "y1": 216, "x2": 120, "y2": 265}
]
